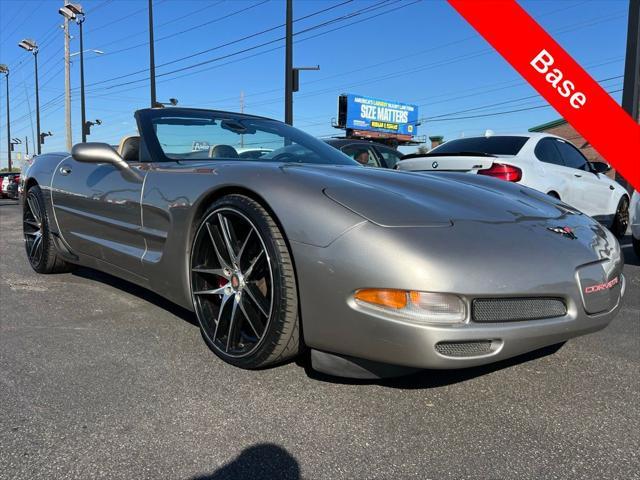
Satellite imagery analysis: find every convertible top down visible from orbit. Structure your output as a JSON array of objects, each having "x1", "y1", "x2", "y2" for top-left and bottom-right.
[{"x1": 22, "y1": 108, "x2": 625, "y2": 378}]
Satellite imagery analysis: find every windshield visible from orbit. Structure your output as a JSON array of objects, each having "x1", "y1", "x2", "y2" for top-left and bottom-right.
[
  {"x1": 430, "y1": 136, "x2": 529, "y2": 156},
  {"x1": 147, "y1": 111, "x2": 358, "y2": 166}
]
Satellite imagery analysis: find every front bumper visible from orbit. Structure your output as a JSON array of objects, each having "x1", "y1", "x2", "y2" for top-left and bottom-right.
[
  {"x1": 334, "y1": 277, "x2": 623, "y2": 370},
  {"x1": 293, "y1": 219, "x2": 624, "y2": 372}
]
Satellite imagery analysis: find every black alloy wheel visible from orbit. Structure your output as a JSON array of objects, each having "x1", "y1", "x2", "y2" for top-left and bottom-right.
[
  {"x1": 23, "y1": 185, "x2": 74, "y2": 274},
  {"x1": 611, "y1": 196, "x2": 630, "y2": 238},
  {"x1": 190, "y1": 195, "x2": 300, "y2": 368},
  {"x1": 24, "y1": 190, "x2": 45, "y2": 268}
]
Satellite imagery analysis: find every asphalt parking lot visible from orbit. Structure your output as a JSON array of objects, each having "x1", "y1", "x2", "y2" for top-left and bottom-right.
[{"x1": 1, "y1": 198, "x2": 638, "y2": 480}]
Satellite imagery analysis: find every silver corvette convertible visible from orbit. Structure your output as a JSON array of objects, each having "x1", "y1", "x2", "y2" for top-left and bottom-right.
[{"x1": 22, "y1": 108, "x2": 625, "y2": 378}]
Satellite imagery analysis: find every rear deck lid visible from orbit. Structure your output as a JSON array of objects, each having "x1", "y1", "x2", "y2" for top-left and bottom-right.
[{"x1": 397, "y1": 154, "x2": 494, "y2": 173}]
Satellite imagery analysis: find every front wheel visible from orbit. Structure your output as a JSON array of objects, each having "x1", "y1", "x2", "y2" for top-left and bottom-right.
[
  {"x1": 23, "y1": 185, "x2": 75, "y2": 274},
  {"x1": 611, "y1": 196, "x2": 629, "y2": 238},
  {"x1": 190, "y1": 194, "x2": 301, "y2": 369}
]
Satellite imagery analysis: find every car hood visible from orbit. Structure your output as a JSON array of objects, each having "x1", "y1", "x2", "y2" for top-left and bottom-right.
[{"x1": 285, "y1": 164, "x2": 581, "y2": 228}]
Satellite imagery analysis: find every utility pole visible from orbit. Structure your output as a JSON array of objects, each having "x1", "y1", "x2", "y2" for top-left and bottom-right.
[
  {"x1": 34, "y1": 47, "x2": 41, "y2": 154},
  {"x1": 284, "y1": 0, "x2": 293, "y2": 125},
  {"x1": 622, "y1": 0, "x2": 639, "y2": 122},
  {"x1": 78, "y1": 14, "x2": 87, "y2": 142},
  {"x1": 240, "y1": 90, "x2": 245, "y2": 147},
  {"x1": 1, "y1": 67, "x2": 11, "y2": 171},
  {"x1": 619, "y1": 0, "x2": 639, "y2": 190},
  {"x1": 149, "y1": 0, "x2": 157, "y2": 107},
  {"x1": 283, "y1": 0, "x2": 318, "y2": 126},
  {"x1": 64, "y1": 17, "x2": 72, "y2": 151}
]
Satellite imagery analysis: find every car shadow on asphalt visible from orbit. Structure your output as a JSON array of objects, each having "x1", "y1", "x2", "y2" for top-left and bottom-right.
[
  {"x1": 298, "y1": 343, "x2": 566, "y2": 389},
  {"x1": 71, "y1": 267, "x2": 199, "y2": 327},
  {"x1": 71, "y1": 265, "x2": 573, "y2": 388},
  {"x1": 70, "y1": 233, "x2": 639, "y2": 390},
  {"x1": 189, "y1": 443, "x2": 300, "y2": 480}
]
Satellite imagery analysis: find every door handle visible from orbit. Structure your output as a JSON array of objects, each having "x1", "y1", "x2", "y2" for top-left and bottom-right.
[
  {"x1": 59, "y1": 165, "x2": 72, "y2": 176},
  {"x1": 574, "y1": 174, "x2": 582, "y2": 178}
]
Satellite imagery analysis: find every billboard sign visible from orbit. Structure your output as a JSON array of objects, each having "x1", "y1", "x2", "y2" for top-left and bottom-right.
[{"x1": 341, "y1": 94, "x2": 419, "y2": 137}]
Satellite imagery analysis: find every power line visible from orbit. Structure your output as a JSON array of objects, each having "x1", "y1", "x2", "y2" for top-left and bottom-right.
[
  {"x1": 424, "y1": 75, "x2": 623, "y2": 120},
  {"x1": 93, "y1": 0, "x2": 225, "y2": 50},
  {"x1": 86, "y1": 0, "x2": 358, "y2": 87},
  {"x1": 175, "y1": 1, "x2": 605, "y2": 108},
  {"x1": 86, "y1": 0, "x2": 408, "y2": 93},
  {"x1": 94, "y1": 0, "x2": 261, "y2": 58},
  {"x1": 0, "y1": 0, "x2": 46, "y2": 45},
  {"x1": 427, "y1": 88, "x2": 623, "y2": 122},
  {"x1": 196, "y1": 12, "x2": 625, "y2": 115}
]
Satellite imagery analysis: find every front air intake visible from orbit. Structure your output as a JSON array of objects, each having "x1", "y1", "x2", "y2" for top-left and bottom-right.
[
  {"x1": 435, "y1": 340, "x2": 494, "y2": 358},
  {"x1": 472, "y1": 297, "x2": 567, "y2": 323}
]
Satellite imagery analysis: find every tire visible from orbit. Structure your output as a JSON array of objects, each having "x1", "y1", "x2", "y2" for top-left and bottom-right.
[
  {"x1": 633, "y1": 236, "x2": 640, "y2": 259},
  {"x1": 610, "y1": 196, "x2": 630, "y2": 238},
  {"x1": 23, "y1": 185, "x2": 75, "y2": 274},
  {"x1": 190, "y1": 194, "x2": 300, "y2": 369}
]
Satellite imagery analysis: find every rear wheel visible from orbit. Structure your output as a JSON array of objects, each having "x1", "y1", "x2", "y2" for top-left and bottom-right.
[
  {"x1": 23, "y1": 185, "x2": 74, "y2": 274},
  {"x1": 190, "y1": 195, "x2": 300, "y2": 369},
  {"x1": 611, "y1": 196, "x2": 629, "y2": 238}
]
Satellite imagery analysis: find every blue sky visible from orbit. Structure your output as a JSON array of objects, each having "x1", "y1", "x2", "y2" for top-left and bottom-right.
[{"x1": 0, "y1": 0, "x2": 630, "y2": 167}]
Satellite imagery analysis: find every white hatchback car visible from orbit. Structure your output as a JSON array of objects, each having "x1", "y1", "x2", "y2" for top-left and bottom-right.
[{"x1": 397, "y1": 133, "x2": 630, "y2": 237}]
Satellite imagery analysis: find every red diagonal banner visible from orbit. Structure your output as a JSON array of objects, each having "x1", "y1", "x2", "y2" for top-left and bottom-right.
[{"x1": 448, "y1": 0, "x2": 640, "y2": 191}]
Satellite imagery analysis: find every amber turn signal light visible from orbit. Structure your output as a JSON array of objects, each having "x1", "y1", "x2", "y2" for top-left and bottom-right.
[
  {"x1": 354, "y1": 289, "x2": 408, "y2": 309},
  {"x1": 354, "y1": 289, "x2": 467, "y2": 324}
]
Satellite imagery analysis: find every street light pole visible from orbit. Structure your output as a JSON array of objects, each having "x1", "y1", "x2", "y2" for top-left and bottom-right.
[
  {"x1": 78, "y1": 14, "x2": 87, "y2": 142},
  {"x1": 64, "y1": 17, "x2": 72, "y2": 150},
  {"x1": 20, "y1": 39, "x2": 42, "y2": 155},
  {"x1": 284, "y1": 0, "x2": 293, "y2": 125},
  {"x1": 0, "y1": 66, "x2": 11, "y2": 170},
  {"x1": 34, "y1": 47, "x2": 40, "y2": 154},
  {"x1": 149, "y1": 0, "x2": 157, "y2": 107},
  {"x1": 60, "y1": 3, "x2": 86, "y2": 145}
]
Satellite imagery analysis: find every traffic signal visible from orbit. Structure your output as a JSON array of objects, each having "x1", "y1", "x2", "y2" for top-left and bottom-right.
[
  {"x1": 40, "y1": 131, "x2": 52, "y2": 144},
  {"x1": 83, "y1": 119, "x2": 102, "y2": 136}
]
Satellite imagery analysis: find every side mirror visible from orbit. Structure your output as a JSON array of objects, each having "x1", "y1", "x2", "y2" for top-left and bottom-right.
[
  {"x1": 72, "y1": 142, "x2": 126, "y2": 165},
  {"x1": 590, "y1": 161, "x2": 610, "y2": 174},
  {"x1": 71, "y1": 142, "x2": 142, "y2": 181}
]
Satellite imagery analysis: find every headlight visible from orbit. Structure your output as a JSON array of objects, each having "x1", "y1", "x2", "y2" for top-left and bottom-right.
[{"x1": 353, "y1": 289, "x2": 467, "y2": 324}]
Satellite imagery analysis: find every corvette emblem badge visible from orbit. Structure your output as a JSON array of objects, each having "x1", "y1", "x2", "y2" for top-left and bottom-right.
[{"x1": 547, "y1": 226, "x2": 577, "y2": 240}]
